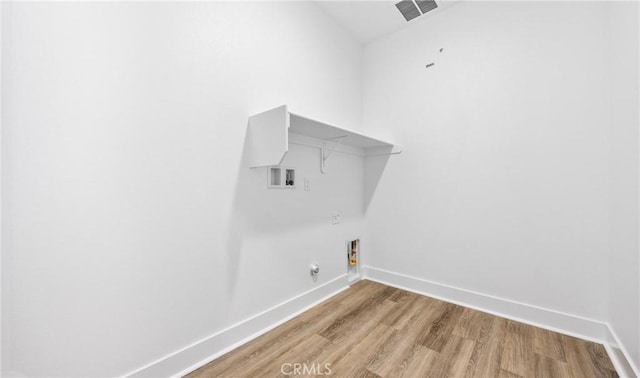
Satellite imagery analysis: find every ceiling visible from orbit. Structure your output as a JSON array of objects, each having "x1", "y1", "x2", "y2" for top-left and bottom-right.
[{"x1": 314, "y1": 0, "x2": 462, "y2": 44}]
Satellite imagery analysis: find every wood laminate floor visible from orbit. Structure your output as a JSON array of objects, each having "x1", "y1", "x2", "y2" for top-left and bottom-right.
[{"x1": 186, "y1": 280, "x2": 617, "y2": 378}]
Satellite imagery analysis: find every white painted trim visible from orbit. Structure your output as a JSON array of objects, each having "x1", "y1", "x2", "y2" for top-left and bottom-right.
[
  {"x1": 125, "y1": 274, "x2": 349, "y2": 378},
  {"x1": 363, "y1": 266, "x2": 639, "y2": 377},
  {"x1": 363, "y1": 266, "x2": 608, "y2": 341},
  {"x1": 605, "y1": 325, "x2": 640, "y2": 378},
  {"x1": 123, "y1": 267, "x2": 639, "y2": 378}
]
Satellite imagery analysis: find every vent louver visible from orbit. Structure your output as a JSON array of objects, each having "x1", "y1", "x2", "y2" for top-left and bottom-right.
[
  {"x1": 395, "y1": 0, "x2": 421, "y2": 21},
  {"x1": 415, "y1": 0, "x2": 438, "y2": 14}
]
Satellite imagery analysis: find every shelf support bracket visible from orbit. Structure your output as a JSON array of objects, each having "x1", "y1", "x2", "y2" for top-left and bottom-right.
[{"x1": 321, "y1": 135, "x2": 348, "y2": 174}]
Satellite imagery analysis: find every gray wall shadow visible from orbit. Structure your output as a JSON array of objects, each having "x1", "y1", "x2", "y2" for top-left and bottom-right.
[{"x1": 364, "y1": 150, "x2": 391, "y2": 214}]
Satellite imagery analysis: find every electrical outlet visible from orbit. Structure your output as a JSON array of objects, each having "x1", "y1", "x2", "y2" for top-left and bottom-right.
[
  {"x1": 304, "y1": 177, "x2": 310, "y2": 191},
  {"x1": 331, "y1": 212, "x2": 340, "y2": 225}
]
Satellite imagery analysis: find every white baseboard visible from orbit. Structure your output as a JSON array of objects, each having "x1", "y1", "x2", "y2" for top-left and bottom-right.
[
  {"x1": 605, "y1": 325, "x2": 640, "y2": 378},
  {"x1": 125, "y1": 274, "x2": 349, "y2": 378},
  {"x1": 362, "y1": 266, "x2": 638, "y2": 378},
  {"x1": 124, "y1": 267, "x2": 638, "y2": 378}
]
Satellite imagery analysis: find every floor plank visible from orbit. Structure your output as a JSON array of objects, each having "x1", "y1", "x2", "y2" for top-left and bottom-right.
[
  {"x1": 533, "y1": 353, "x2": 571, "y2": 377},
  {"x1": 424, "y1": 335, "x2": 476, "y2": 378},
  {"x1": 465, "y1": 316, "x2": 507, "y2": 377},
  {"x1": 185, "y1": 280, "x2": 618, "y2": 378},
  {"x1": 533, "y1": 327, "x2": 567, "y2": 362},
  {"x1": 500, "y1": 320, "x2": 535, "y2": 376}
]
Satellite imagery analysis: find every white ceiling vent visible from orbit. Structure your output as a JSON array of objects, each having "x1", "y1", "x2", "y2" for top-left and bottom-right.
[{"x1": 395, "y1": 0, "x2": 438, "y2": 22}]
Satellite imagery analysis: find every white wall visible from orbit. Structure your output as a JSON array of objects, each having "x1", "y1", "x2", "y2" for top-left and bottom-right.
[
  {"x1": 607, "y1": 0, "x2": 640, "y2": 373},
  {"x1": 363, "y1": 1, "x2": 640, "y2": 372},
  {"x1": 1, "y1": 2, "x2": 363, "y2": 376},
  {"x1": 363, "y1": 1, "x2": 611, "y2": 322},
  {"x1": 0, "y1": 1, "x2": 3, "y2": 375}
]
